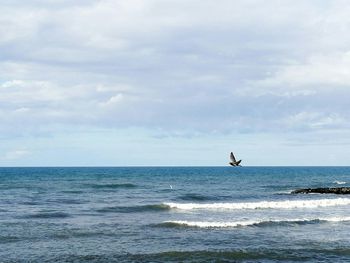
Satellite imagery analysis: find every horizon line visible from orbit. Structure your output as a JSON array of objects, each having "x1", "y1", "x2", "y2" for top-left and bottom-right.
[{"x1": 1, "y1": 165, "x2": 349, "y2": 168}]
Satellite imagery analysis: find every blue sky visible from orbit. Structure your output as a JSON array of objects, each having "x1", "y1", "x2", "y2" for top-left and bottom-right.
[{"x1": 1, "y1": 0, "x2": 350, "y2": 166}]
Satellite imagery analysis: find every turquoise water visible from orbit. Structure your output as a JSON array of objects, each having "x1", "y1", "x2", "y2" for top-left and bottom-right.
[{"x1": 0, "y1": 167, "x2": 350, "y2": 262}]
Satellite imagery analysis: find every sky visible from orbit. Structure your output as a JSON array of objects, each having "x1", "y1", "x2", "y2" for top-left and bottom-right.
[{"x1": 1, "y1": 0, "x2": 350, "y2": 166}]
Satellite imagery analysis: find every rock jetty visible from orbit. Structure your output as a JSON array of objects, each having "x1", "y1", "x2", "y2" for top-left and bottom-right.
[{"x1": 292, "y1": 187, "x2": 350, "y2": 195}]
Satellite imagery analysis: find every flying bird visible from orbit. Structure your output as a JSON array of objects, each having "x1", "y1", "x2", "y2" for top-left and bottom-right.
[{"x1": 229, "y1": 152, "x2": 242, "y2": 166}]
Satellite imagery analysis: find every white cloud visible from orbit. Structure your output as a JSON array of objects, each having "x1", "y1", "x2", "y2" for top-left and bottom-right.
[
  {"x1": 283, "y1": 112, "x2": 347, "y2": 131},
  {"x1": 2, "y1": 149, "x2": 30, "y2": 160},
  {"x1": 99, "y1": 94, "x2": 124, "y2": 107},
  {"x1": 1, "y1": 0, "x2": 350, "y2": 138},
  {"x1": 256, "y1": 52, "x2": 350, "y2": 88}
]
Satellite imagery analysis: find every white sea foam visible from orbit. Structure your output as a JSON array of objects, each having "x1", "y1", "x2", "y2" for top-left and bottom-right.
[
  {"x1": 166, "y1": 220, "x2": 258, "y2": 228},
  {"x1": 165, "y1": 216, "x2": 350, "y2": 228},
  {"x1": 275, "y1": 190, "x2": 294, "y2": 195},
  {"x1": 333, "y1": 181, "x2": 347, "y2": 185},
  {"x1": 164, "y1": 198, "x2": 350, "y2": 210}
]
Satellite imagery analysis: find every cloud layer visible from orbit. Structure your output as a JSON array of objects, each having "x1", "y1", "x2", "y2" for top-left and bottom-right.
[{"x1": 1, "y1": 0, "x2": 350, "y2": 165}]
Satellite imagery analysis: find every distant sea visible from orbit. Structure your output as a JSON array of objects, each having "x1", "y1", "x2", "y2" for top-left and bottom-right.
[{"x1": 1, "y1": 167, "x2": 350, "y2": 262}]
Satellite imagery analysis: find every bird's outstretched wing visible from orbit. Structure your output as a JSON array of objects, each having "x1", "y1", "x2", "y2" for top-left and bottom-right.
[{"x1": 230, "y1": 152, "x2": 237, "y2": 162}]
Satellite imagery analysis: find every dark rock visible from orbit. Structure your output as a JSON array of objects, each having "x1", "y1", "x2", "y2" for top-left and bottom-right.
[{"x1": 292, "y1": 187, "x2": 350, "y2": 195}]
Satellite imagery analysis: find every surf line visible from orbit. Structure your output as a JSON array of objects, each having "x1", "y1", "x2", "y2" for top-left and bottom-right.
[
  {"x1": 162, "y1": 216, "x2": 350, "y2": 228},
  {"x1": 164, "y1": 198, "x2": 350, "y2": 210}
]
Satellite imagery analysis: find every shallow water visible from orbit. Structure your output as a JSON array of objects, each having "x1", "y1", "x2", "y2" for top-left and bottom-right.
[{"x1": 0, "y1": 167, "x2": 350, "y2": 262}]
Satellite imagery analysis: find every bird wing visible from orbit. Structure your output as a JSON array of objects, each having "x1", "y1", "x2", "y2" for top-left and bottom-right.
[{"x1": 230, "y1": 152, "x2": 237, "y2": 162}]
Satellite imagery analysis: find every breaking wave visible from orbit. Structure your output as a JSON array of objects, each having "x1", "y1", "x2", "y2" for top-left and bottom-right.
[
  {"x1": 333, "y1": 181, "x2": 347, "y2": 185},
  {"x1": 164, "y1": 198, "x2": 350, "y2": 210},
  {"x1": 160, "y1": 216, "x2": 350, "y2": 228}
]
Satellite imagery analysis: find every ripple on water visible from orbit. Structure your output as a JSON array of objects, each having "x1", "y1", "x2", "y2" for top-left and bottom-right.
[
  {"x1": 96, "y1": 204, "x2": 170, "y2": 213},
  {"x1": 21, "y1": 212, "x2": 71, "y2": 219},
  {"x1": 88, "y1": 183, "x2": 137, "y2": 190}
]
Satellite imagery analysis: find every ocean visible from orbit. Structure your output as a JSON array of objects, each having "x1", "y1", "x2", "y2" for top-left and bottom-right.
[{"x1": 0, "y1": 167, "x2": 350, "y2": 262}]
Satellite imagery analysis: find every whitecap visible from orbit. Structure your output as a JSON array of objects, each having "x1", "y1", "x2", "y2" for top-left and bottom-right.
[
  {"x1": 164, "y1": 198, "x2": 350, "y2": 210},
  {"x1": 333, "y1": 181, "x2": 347, "y2": 185},
  {"x1": 163, "y1": 216, "x2": 350, "y2": 228}
]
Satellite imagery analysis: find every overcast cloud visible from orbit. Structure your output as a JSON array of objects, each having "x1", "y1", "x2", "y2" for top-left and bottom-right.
[{"x1": 1, "y1": 0, "x2": 350, "y2": 165}]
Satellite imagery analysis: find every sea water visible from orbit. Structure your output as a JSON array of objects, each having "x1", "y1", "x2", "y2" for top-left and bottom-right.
[{"x1": 0, "y1": 167, "x2": 350, "y2": 262}]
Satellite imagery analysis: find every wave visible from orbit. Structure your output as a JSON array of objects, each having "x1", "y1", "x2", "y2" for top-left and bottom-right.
[
  {"x1": 274, "y1": 190, "x2": 294, "y2": 195},
  {"x1": 164, "y1": 198, "x2": 350, "y2": 210},
  {"x1": 159, "y1": 216, "x2": 350, "y2": 228},
  {"x1": 177, "y1": 193, "x2": 218, "y2": 201},
  {"x1": 89, "y1": 183, "x2": 137, "y2": 189},
  {"x1": 0, "y1": 236, "x2": 21, "y2": 244},
  {"x1": 333, "y1": 181, "x2": 347, "y2": 185},
  {"x1": 23, "y1": 212, "x2": 71, "y2": 219},
  {"x1": 53, "y1": 230, "x2": 116, "y2": 239},
  {"x1": 61, "y1": 190, "x2": 84, "y2": 194},
  {"x1": 49, "y1": 198, "x2": 86, "y2": 205},
  {"x1": 34, "y1": 248, "x2": 350, "y2": 262},
  {"x1": 20, "y1": 201, "x2": 41, "y2": 205},
  {"x1": 158, "y1": 220, "x2": 259, "y2": 228},
  {"x1": 96, "y1": 204, "x2": 170, "y2": 213},
  {"x1": 53, "y1": 250, "x2": 304, "y2": 262}
]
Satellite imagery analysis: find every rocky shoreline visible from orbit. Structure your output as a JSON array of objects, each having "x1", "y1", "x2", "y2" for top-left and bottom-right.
[{"x1": 292, "y1": 187, "x2": 350, "y2": 195}]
